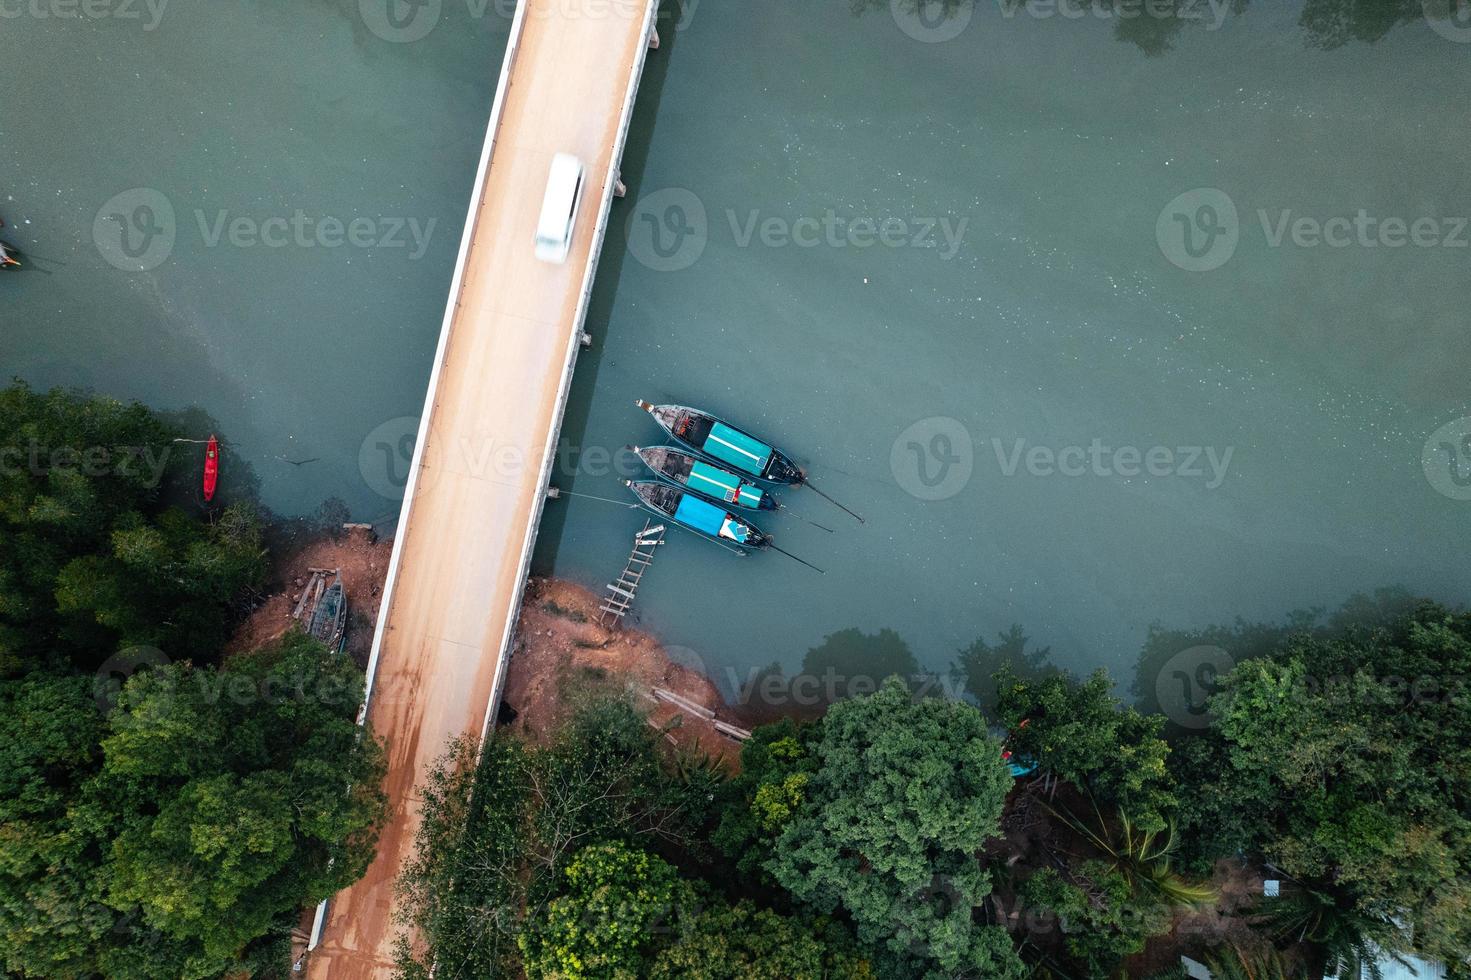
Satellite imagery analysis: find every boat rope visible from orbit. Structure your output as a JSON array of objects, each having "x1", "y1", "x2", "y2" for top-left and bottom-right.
[{"x1": 556, "y1": 489, "x2": 642, "y2": 509}]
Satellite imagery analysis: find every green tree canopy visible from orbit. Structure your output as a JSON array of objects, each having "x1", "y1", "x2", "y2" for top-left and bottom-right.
[
  {"x1": 519, "y1": 841, "x2": 686, "y2": 980},
  {"x1": 995, "y1": 665, "x2": 1176, "y2": 831},
  {"x1": 766, "y1": 677, "x2": 1023, "y2": 979},
  {"x1": 0, "y1": 633, "x2": 385, "y2": 979},
  {"x1": 1180, "y1": 602, "x2": 1471, "y2": 966},
  {"x1": 0, "y1": 382, "x2": 265, "y2": 675}
]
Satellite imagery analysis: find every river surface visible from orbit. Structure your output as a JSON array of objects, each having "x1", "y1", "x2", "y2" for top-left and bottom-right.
[{"x1": 4, "y1": 1, "x2": 1468, "y2": 702}]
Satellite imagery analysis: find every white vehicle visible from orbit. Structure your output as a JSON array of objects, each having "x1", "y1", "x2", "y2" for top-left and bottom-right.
[{"x1": 533, "y1": 152, "x2": 585, "y2": 264}]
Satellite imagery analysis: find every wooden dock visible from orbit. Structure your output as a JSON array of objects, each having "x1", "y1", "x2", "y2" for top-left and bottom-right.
[{"x1": 598, "y1": 520, "x2": 665, "y2": 626}]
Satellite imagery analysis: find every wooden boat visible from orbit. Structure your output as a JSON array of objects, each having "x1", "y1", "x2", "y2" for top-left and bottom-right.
[
  {"x1": 624, "y1": 479, "x2": 768, "y2": 551},
  {"x1": 202, "y1": 435, "x2": 219, "y2": 501},
  {"x1": 631, "y1": 445, "x2": 776, "y2": 512},
  {"x1": 635, "y1": 400, "x2": 803, "y2": 484},
  {"x1": 308, "y1": 573, "x2": 348, "y2": 653}
]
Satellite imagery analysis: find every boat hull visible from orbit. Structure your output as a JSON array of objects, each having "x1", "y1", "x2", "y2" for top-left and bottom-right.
[
  {"x1": 636, "y1": 401, "x2": 803, "y2": 485},
  {"x1": 633, "y1": 445, "x2": 777, "y2": 511},
  {"x1": 203, "y1": 435, "x2": 219, "y2": 501},
  {"x1": 624, "y1": 480, "x2": 767, "y2": 550}
]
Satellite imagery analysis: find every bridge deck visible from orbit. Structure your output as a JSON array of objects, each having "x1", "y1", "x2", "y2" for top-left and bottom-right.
[{"x1": 308, "y1": 0, "x2": 655, "y2": 974}]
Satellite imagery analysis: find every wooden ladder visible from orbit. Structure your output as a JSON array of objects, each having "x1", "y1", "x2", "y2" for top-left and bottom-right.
[{"x1": 598, "y1": 520, "x2": 666, "y2": 626}]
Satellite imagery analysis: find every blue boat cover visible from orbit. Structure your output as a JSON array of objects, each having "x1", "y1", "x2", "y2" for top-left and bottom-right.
[
  {"x1": 703, "y1": 422, "x2": 772, "y2": 476},
  {"x1": 687, "y1": 461, "x2": 765, "y2": 509},
  {"x1": 673, "y1": 493, "x2": 753, "y2": 544}
]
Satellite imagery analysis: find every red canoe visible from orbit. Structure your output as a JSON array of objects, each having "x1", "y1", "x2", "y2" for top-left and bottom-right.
[{"x1": 203, "y1": 435, "x2": 219, "y2": 502}]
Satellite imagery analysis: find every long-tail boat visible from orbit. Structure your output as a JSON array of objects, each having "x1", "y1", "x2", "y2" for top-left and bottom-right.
[
  {"x1": 202, "y1": 435, "x2": 219, "y2": 502},
  {"x1": 624, "y1": 479, "x2": 767, "y2": 550},
  {"x1": 630, "y1": 445, "x2": 775, "y2": 511},
  {"x1": 624, "y1": 480, "x2": 826, "y2": 572},
  {"x1": 635, "y1": 400, "x2": 802, "y2": 484},
  {"x1": 635, "y1": 399, "x2": 864, "y2": 523},
  {"x1": 0, "y1": 217, "x2": 21, "y2": 269}
]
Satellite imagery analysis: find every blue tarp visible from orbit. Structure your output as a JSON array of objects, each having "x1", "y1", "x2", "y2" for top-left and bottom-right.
[
  {"x1": 673, "y1": 493, "x2": 729, "y2": 536},
  {"x1": 687, "y1": 461, "x2": 765, "y2": 509},
  {"x1": 703, "y1": 422, "x2": 772, "y2": 476}
]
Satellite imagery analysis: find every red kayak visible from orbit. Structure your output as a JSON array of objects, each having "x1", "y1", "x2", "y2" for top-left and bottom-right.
[{"x1": 203, "y1": 435, "x2": 219, "y2": 502}]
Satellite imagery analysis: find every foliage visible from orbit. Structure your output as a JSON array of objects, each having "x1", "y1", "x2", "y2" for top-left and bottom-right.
[
  {"x1": 395, "y1": 694, "x2": 717, "y2": 978},
  {"x1": 650, "y1": 900, "x2": 874, "y2": 980},
  {"x1": 711, "y1": 719, "x2": 819, "y2": 880},
  {"x1": 392, "y1": 735, "x2": 529, "y2": 979},
  {"x1": 1254, "y1": 887, "x2": 1400, "y2": 980},
  {"x1": 766, "y1": 677, "x2": 1024, "y2": 979},
  {"x1": 1181, "y1": 603, "x2": 1471, "y2": 966},
  {"x1": 951, "y1": 624, "x2": 1058, "y2": 716},
  {"x1": 519, "y1": 842, "x2": 686, "y2": 980},
  {"x1": 1020, "y1": 865, "x2": 1170, "y2": 978},
  {"x1": 0, "y1": 382, "x2": 265, "y2": 675},
  {"x1": 1021, "y1": 802, "x2": 1213, "y2": 978},
  {"x1": 0, "y1": 632, "x2": 385, "y2": 978},
  {"x1": 995, "y1": 665, "x2": 1176, "y2": 831}
]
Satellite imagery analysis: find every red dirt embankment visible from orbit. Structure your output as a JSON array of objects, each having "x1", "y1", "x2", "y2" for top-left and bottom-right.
[{"x1": 502, "y1": 578, "x2": 744, "y2": 768}]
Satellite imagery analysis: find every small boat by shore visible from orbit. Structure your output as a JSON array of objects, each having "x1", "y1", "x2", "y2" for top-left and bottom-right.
[
  {"x1": 203, "y1": 435, "x2": 219, "y2": 502},
  {"x1": 624, "y1": 479, "x2": 825, "y2": 572},
  {"x1": 631, "y1": 445, "x2": 775, "y2": 511},
  {"x1": 625, "y1": 479, "x2": 766, "y2": 549},
  {"x1": 636, "y1": 400, "x2": 803, "y2": 484},
  {"x1": 308, "y1": 573, "x2": 348, "y2": 653},
  {"x1": 636, "y1": 399, "x2": 864, "y2": 523}
]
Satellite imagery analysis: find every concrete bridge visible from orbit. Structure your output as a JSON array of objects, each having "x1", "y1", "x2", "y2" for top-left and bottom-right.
[{"x1": 307, "y1": 0, "x2": 659, "y2": 973}]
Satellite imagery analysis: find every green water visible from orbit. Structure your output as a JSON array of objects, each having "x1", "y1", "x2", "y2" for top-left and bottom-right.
[{"x1": 4, "y1": 1, "x2": 1468, "y2": 702}]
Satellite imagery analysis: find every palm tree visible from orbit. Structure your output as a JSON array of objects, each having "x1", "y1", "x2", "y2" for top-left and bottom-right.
[
  {"x1": 1043, "y1": 796, "x2": 1217, "y2": 909},
  {"x1": 1254, "y1": 886, "x2": 1404, "y2": 980},
  {"x1": 1203, "y1": 943, "x2": 1295, "y2": 980}
]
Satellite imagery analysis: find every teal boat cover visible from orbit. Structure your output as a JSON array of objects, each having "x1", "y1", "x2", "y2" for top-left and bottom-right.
[
  {"x1": 687, "y1": 461, "x2": 765, "y2": 509},
  {"x1": 703, "y1": 422, "x2": 772, "y2": 476},
  {"x1": 673, "y1": 493, "x2": 753, "y2": 544}
]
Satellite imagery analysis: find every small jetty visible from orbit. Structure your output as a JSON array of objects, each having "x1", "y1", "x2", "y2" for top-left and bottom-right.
[
  {"x1": 294, "y1": 568, "x2": 348, "y2": 653},
  {"x1": 650, "y1": 687, "x2": 751, "y2": 743},
  {"x1": 598, "y1": 520, "x2": 665, "y2": 626}
]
